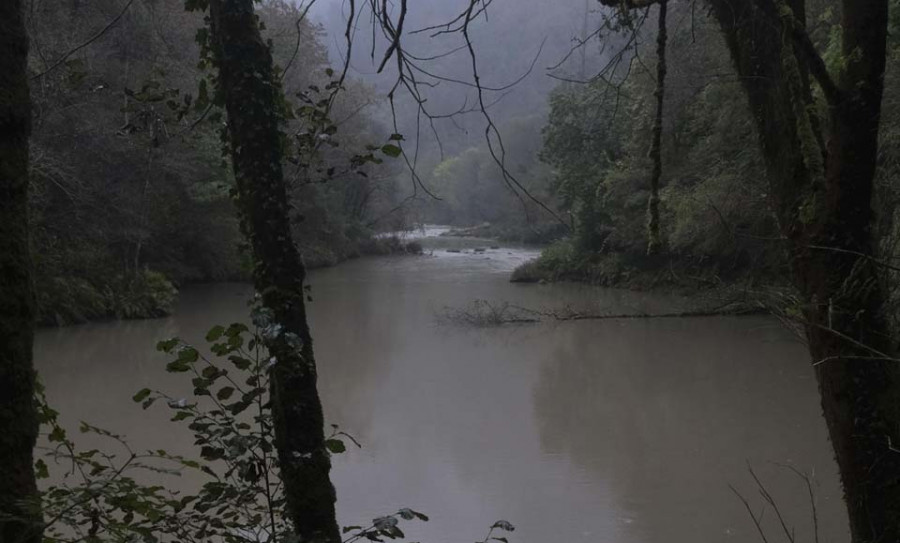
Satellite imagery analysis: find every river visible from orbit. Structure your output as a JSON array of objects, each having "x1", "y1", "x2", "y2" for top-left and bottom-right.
[{"x1": 34, "y1": 230, "x2": 848, "y2": 543}]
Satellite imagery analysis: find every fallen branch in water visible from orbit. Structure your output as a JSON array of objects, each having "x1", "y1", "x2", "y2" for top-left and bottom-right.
[
  {"x1": 437, "y1": 300, "x2": 540, "y2": 326},
  {"x1": 437, "y1": 298, "x2": 766, "y2": 327}
]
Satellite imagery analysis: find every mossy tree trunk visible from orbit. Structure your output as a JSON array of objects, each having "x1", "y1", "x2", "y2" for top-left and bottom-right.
[
  {"x1": 646, "y1": 0, "x2": 666, "y2": 256},
  {"x1": 206, "y1": 1, "x2": 340, "y2": 541},
  {"x1": 0, "y1": 0, "x2": 42, "y2": 542}
]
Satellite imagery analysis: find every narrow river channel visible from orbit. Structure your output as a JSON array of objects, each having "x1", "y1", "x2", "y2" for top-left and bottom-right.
[{"x1": 35, "y1": 229, "x2": 848, "y2": 543}]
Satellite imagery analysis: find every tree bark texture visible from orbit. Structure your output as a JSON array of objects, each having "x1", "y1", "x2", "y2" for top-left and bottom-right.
[
  {"x1": 706, "y1": 1, "x2": 900, "y2": 540},
  {"x1": 646, "y1": 0, "x2": 667, "y2": 255},
  {"x1": 206, "y1": 1, "x2": 341, "y2": 541},
  {"x1": 0, "y1": 1, "x2": 42, "y2": 542}
]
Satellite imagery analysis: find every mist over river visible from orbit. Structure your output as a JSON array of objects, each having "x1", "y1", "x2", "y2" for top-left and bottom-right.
[{"x1": 35, "y1": 230, "x2": 848, "y2": 543}]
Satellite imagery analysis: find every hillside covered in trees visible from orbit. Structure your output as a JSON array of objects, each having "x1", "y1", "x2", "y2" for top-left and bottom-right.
[
  {"x1": 26, "y1": 0, "x2": 410, "y2": 325},
  {"x1": 414, "y1": 1, "x2": 900, "y2": 295}
]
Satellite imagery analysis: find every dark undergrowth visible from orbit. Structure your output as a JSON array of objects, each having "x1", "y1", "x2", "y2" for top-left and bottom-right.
[
  {"x1": 38, "y1": 235, "x2": 422, "y2": 327},
  {"x1": 511, "y1": 238, "x2": 787, "y2": 295}
]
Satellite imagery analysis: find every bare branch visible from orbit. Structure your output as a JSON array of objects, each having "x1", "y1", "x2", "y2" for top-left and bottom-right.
[
  {"x1": 729, "y1": 484, "x2": 772, "y2": 543},
  {"x1": 280, "y1": 0, "x2": 319, "y2": 80},
  {"x1": 376, "y1": 0, "x2": 407, "y2": 73},
  {"x1": 31, "y1": 0, "x2": 137, "y2": 81}
]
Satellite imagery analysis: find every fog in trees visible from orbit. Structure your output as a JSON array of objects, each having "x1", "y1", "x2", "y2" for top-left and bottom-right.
[{"x1": 3, "y1": 1, "x2": 900, "y2": 543}]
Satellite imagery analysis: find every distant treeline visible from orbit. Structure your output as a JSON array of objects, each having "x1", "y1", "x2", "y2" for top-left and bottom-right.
[{"x1": 419, "y1": 1, "x2": 900, "y2": 291}]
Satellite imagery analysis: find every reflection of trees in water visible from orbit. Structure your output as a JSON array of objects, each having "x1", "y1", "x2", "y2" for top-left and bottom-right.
[
  {"x1": 532, "y1": 317, "x2": 848, "y2": 543},
  {"x1": 309, "y1": 266, "x2": 400, "y2": 441},
  {"x1": 33, "y1": 267, "x2": 850, "y2": 543}
]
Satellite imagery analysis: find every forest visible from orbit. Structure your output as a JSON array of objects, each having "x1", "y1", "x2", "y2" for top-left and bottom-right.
[{"x1": 3, "y1": 0, "x2": 900, "y2": 542}]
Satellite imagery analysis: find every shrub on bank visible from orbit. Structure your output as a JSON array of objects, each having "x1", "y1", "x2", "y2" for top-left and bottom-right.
[
  {"x1": 509, "y1": 259, "x2": 547, "y2": 283},
  {"x1": 111, "y1": 270, "x2": 178, "y2": 319},
  {"x1": 357, "y1": 235, "x2": 424, "y2": 257},
  {"x1": 514, "y1": 235, "x2": 785, "y2": 291},
  {"x1": 37, "y1": 276, "x2": 112, "y2": 325},
  {"x1": 37, "y1": 269, "x2": 178, "y2": 325}
]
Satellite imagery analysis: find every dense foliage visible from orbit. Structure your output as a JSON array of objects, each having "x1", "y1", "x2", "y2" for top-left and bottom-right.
[
  {"x1": 511, "y1": 1, "x2": 900, "y2": 289},
  {"x1": 25, "y1": 0, "x2": 406, "y2": 325},
  {"x1": 523, "y1": 6, "x2": 783, "y2": 285}
]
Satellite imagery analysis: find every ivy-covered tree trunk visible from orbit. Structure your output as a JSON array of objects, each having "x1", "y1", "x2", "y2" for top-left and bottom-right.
[
  {"x1": 646, "y1": 0, "x2": 667, "y2": 255},
  {"x1": 206, "y1": 1, "x2": 341, "y2": 541},
  {"x1": 0, "y1": 1, "x2": 42, "y2": 542},
  {"x1": 706, "y1": 1, "x2": 900, "y2": 540}
]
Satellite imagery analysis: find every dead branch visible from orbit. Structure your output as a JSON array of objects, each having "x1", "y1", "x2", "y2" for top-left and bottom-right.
[{"x1": 437, "y1": 298, "x2": 764, "y2": 327}]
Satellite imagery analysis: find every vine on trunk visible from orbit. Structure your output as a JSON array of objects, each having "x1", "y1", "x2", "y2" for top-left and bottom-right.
[{"x1": 646, "y1": 0, "x2": 667, "y2": 255}]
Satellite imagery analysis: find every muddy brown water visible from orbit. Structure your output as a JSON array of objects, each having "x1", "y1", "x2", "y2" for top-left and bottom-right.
[{"x1": 35, "y1": 231, "x2": 848, "y2": 543}]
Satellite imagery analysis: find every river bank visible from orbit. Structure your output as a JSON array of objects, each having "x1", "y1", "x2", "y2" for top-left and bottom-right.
[
  {"x1": 436, "y1": 223, "x2": 781, "y2": 298},
  {"x1": 38, "y1": 232, "x2": 425, "y2": 327},
  {"x1": 506, "y1": 237, "x2": 788, "y2": 312}
]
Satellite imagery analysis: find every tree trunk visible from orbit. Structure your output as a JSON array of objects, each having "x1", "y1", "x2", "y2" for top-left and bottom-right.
[
  {"x1": 707, "y1": 0, "x2": 900, "y2": 540},
  {"x1": 206, "y1": 1, "x2": 341, "y2": 541},
  {"x1": 0, "y1": 1, "x2": 42, "y2": 542},
  {"x1": 646, "y1": 0, "x2": 666, "y2": 255}
]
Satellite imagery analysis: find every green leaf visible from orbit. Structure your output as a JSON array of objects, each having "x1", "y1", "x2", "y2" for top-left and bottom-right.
[
  {"x1": 48, "y1": 426, "x2": 66, "y2": 443},
  {"x1": 35, "y1": 459, "x2": 49, "y2": 479},
  {"x1": 216, "y1": 387, "x2": 235, "y2": 401},
  {"x1": 178, "y1": 346, "x2": 199, "y2": 363},
  {"x1": 389, "y1": 133, "x2": 404, "y2": 141},
  {"x1": 229, "y1": 355, "x2": 251, "y2": 370},
  {"x1": 206, "y1": 325, "x2": 225, "y2": 342},
  {"x1": 200, "y1": 446, "x2": 224, "y2": 461},
  {"x1": 156, "y1": 338, "x2": 179, "y2": 353},
  {"x1": 381, "y1": 144, "x2": 402, "y2": 157},
  {"x1": 166, "y1": 360, "x2": 191, "y2": 373},
  {"x1": 324, "y1": 439, "x2": 346, "y2": 454},
  {"x1": 133, "y1": 388, "x2": 152, "y2": 402},
  {"x1": 227, "y1": 399, "x2": 251, "y2": 415},
  {"x1": 225, "y1": 323, "x2": 248, "y2": 337},
  {"x1": 227, "y1": 334, "x2": 244, "y2": 349},
  {"x1": 202, "y1": 366, "x2": 223, "y2": 379}
]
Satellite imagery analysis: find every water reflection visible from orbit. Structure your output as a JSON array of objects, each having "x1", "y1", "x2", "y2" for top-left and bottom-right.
[
  {"x1": 532, "y1": 318, "x2": 847, "y2": 542},
  {"x1": 34, "y1": 246, "x2": 849, "y2": 543}
]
